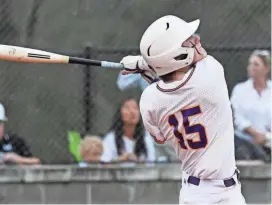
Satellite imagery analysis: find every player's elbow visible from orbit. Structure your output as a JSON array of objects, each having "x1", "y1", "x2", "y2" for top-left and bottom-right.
[
  {"x1": 155, "y1": 139, "x2": 165, "y2": 144},
  {"x1": 150, "y1": 133, "x2": 165, "y2": 144}
]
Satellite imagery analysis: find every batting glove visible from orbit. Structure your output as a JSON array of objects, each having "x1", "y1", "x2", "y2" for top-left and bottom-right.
[{"x1": 120, "y1": 55, "x2": 158, "y2": 84}]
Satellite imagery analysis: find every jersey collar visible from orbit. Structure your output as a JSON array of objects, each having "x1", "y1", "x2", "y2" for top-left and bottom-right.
[{"x1": 156, "y1": 66, "x2": 195, "y2": 93}]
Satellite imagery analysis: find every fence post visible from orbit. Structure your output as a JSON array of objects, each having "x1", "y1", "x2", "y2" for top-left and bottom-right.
[{"x1": 83, "y1": 46, "x2": 92, "y2": 134}]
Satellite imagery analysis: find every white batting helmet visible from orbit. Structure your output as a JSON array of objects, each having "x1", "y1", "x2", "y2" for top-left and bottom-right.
[{"x1": 140, "y1": 15, "x2": 200, "y2": 76}]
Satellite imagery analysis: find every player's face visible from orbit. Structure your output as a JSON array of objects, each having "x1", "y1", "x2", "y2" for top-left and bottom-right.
[
  {"x1": 0, "y1": 122, "x2": 4, "y2": 138},
  {"x1": 247, "y1": 55, "x2": 269, "y2": 79},
  {"x1": 121, "y1": 99, "x2": 140, "y2": 126}
]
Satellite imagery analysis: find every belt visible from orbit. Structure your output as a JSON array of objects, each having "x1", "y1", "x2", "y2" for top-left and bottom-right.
[{"x1": 187, "y1": 169, "x2": 240, "y2": 187}]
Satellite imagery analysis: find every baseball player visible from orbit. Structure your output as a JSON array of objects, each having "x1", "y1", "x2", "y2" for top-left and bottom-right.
[{"x1": 120, "y1": 15, "x2": 246, "y2": 204}]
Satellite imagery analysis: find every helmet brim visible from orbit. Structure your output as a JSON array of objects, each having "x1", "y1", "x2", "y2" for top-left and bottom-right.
[{"x1": 188, "y1": 19, "x2": 200, "y2": 36}]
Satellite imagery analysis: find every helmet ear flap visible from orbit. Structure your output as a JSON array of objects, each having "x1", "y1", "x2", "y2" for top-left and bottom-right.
[
  {"x1": 145, "y1": 47, "x2": 195, "y2": 76},
  {"x1": 183, "y1": 47, "x2": 195, "y2": 66},
  {"x1": 174, "y1": 54, "x2": 188, "y2": 61},
  {"x1": 173, "y1": 47, "x2": 195, "y2": 67}
]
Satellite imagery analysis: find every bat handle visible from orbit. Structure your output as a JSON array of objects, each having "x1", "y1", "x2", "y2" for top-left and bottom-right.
[{"x1": 101, "y1": 61, "x2": 124, "y2": 69}]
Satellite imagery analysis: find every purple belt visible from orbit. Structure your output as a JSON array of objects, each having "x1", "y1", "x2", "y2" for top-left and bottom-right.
[{"x1": 187, "y1": 169, "x2": 240, "y2": 187}]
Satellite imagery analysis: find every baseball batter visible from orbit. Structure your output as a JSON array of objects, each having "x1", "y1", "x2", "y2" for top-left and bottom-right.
[{"x1": 120, "y1": 15, "x2": 246, "y2": 204}]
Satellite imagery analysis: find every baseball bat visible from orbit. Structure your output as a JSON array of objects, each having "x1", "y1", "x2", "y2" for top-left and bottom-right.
[{"x1": 0, "y1": 44, "x2": 124, "y2": 69}]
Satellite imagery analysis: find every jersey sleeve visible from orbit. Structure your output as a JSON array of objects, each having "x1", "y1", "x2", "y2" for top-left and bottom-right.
[{"x1": 140, "y1": 91, "x2": 165, "y2": 143}]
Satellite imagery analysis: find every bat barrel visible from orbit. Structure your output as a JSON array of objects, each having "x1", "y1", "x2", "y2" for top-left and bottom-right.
[
  {"x1": 0, "y1": 44, "x2": 124, "y2": 69},
  {"x1": 0, "y1": 44, "x2": 69, "y2": 64}
]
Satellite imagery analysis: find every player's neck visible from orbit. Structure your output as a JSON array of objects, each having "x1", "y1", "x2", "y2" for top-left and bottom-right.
[
  {"x1": 170, "y1": 70, "x2": 189, "y2": 82},
  {"x1": 123, "y1": 125, "x2": 136, "y2": 139}
]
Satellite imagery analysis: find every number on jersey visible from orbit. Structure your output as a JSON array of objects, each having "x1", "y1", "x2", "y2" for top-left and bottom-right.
[{"x1": 168, "y1": 105, "x2": 208, "y2": 150}]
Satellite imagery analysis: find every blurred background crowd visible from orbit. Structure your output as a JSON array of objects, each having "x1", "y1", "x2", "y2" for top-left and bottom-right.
[{"x1": 0, "y1": 0, "x2": 270, "y2": 166}]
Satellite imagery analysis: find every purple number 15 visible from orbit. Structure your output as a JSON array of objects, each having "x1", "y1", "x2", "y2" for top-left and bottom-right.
[{"x1": 168, "y1": 105, "x2": 208, "y2": 150}]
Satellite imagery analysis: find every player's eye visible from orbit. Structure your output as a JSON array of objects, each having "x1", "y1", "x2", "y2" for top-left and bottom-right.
[{"x1": 174, "y1": 54, "x2": 188, "y2": 61}]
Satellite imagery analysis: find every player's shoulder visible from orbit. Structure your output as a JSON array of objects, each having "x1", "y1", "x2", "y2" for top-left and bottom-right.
[
  {"x1": 194, "y1": 55, "x2": 224, "y2": 80},
  {"x1": 202, "y1": 55, "x2": 224, "y2": 69}
]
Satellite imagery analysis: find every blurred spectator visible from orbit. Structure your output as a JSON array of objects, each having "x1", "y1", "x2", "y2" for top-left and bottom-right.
[
  {"x1": 79, "y1": 135, "x2": 103, "y2": 163},
  {"x1": 101, "y1": 97, "x2": 155, "y2": 163},
  {"x1": 0, "y1": 103, "x2": 40, "y2": 165},
  {"x1": 231, "y1": 50, "x2": 271, "y2": 161}
]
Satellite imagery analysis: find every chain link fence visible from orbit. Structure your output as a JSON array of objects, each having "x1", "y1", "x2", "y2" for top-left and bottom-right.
[{"x1": 0, "y1": 0, "x2": 270, "y2": 163}]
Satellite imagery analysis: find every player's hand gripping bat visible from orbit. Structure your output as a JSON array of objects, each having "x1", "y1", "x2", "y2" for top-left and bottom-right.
[{"x1": 0, "y1": 44, "x2": 124, "y2": 69}]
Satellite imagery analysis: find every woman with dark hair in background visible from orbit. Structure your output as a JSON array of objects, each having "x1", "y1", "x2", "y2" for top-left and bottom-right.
[
  {"x1": 101, "y1": 97, "x2": 155, "y2": 163},
  {"x1": 231, "y1": 50, "x2": 271, "y2": 161}
]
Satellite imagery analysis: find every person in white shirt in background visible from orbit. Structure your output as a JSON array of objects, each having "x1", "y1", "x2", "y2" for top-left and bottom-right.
[
  {"x1": 231, "y1": 50, "x2": 271, "y2": 161},
  {"x1": 101, "y1": 97, "x2": 155, "y2": 163}
]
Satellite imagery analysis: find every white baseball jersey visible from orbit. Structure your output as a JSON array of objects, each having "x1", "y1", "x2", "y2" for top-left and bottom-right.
[{"x1": 140, "y1": 55, "x2": 236, "y2": 180}]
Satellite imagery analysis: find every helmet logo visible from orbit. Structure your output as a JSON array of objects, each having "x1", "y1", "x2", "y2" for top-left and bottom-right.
[
  {"x1": 147, "y1": 45, "x2": 152, "y2": 56},
  {"x1": 166, "y1": 22, "x2": 169, "y2": 30}
]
